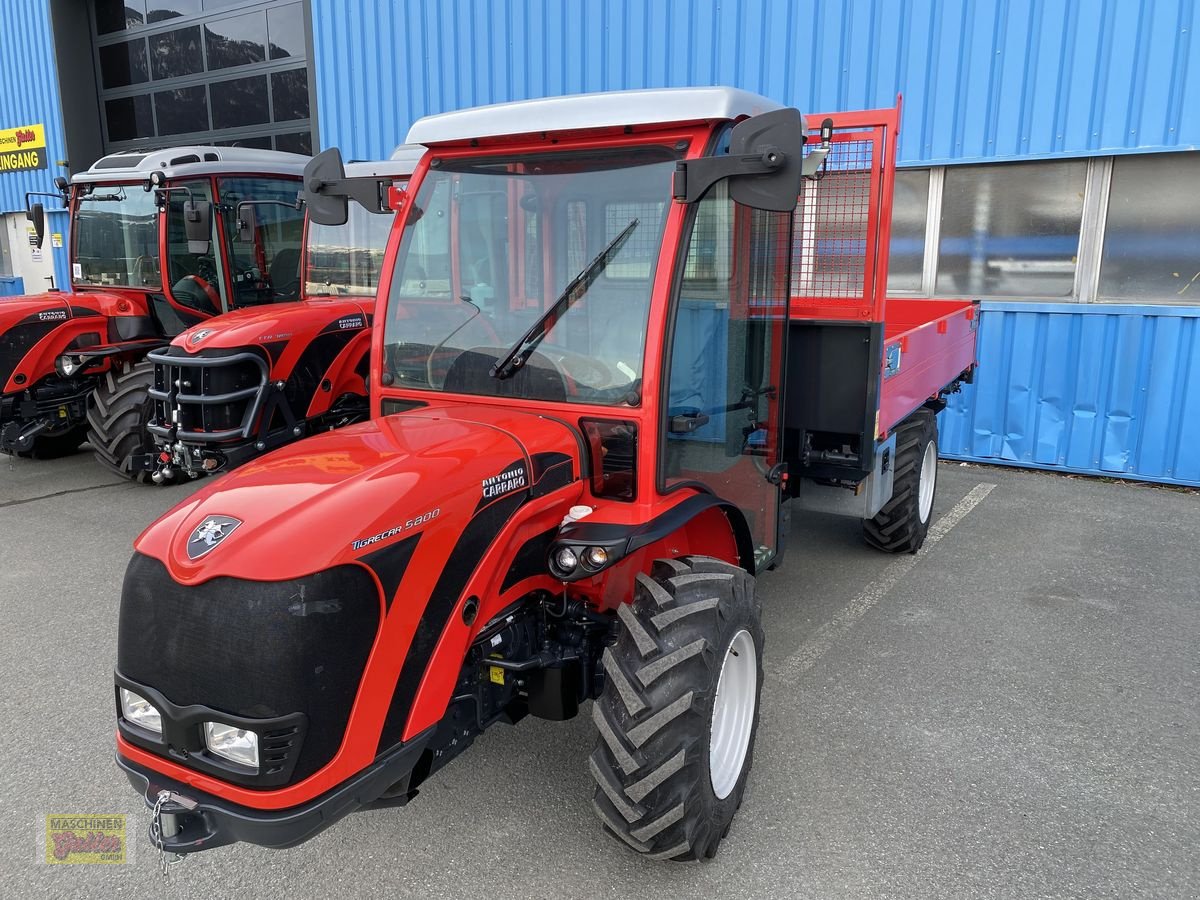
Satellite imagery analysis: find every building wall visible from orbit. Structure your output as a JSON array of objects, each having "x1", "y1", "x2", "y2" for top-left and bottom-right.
[
  {"x1": 309, "y1": 0, "x2": 1200, "y2": 165},
  {"x1": 0, "y1": 0, "x2": 71, "y2": 290}
]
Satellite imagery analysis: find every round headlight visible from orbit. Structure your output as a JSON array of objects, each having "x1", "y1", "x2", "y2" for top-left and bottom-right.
[
  {"x1": 56, "y1": 355, "x2": 81, "y2": 377},
  {"x1": 582, "y1": 546, "x2": 609, "y2": 570},
  {"x1": 553, "y1": 547, "x2": 579, "y2": 575}
]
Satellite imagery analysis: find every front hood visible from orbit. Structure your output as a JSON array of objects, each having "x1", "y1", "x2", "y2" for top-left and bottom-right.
[
  {"x1": 1, "y1": 292, "x2": 116, "y2": 391},
  {"x1": 134, "y1": 403, "x2": 581, "y2": 584},
  {"x1": 172, "y1": 297, "x2": 372, "y2": 354}
]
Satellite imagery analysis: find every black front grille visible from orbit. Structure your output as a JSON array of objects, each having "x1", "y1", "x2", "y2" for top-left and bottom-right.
[
  {"x1": 118, "y1": 553, "x2": 381, "y2": 786},
  {"x1": 149, "y1": 347, "x2": 267, "y2": 442}
]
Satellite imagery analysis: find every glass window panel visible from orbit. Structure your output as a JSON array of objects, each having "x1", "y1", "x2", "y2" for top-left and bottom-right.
[
  {"x1": 204, "y1": 12, "x2": 267, "y2": 70},
  {"x1": 274, "y1": 131, "x2": 312, "y2": 154},
  {"x1": 105, "y1": 94, "x2": 155, "y2": 142},
  {"x1": 217, "y1": 177, "x2": 307, "y2": 303},
  {"x1": 146, "y1": 1, "x2": 201, "y2": 24},
  {"x1": 95, "y1": 0, "x2": 146, "y2": 34},
  {"x1": 937, "y1": 160, "x2": 1086, "y2": 298},
  {"x1": 204, "y1": 0, "x2": 254, "y2": 8},
  {"x1": 887, "y1": 168, "x2": 929, "y2": 293},
  {"x1": 99, "y1": 39, "x2": 150, "y2": 88},
  {"x1": 270, "y1": 68, "x2": 309, "y2": 122},
  {"x1": 267, "y1": 3, "x2": 305, "y2": 59},
  {"x1": 215, "y1": 135, "x2": 273, "y2": 149},
  {"x1": 149, "y1": 25, "x2": 203, "y2": 79},
  {"x1": 1099, "y1": 152, "x2": 1200, "y2": 303},
  {"x1": 154, "y1": 85, "x2": 208, "y2": 135},
  {"x1": 210, "y1": 75, "x2": 268, "y2": 129}
]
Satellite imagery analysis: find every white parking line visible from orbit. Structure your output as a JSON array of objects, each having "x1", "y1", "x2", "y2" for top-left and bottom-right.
[{"x1": 769, "y1": 481, "x2": 997, "y2": 682}]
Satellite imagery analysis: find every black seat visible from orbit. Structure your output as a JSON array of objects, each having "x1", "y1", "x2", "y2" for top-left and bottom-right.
[{"x1": 442, "y1": 347, "x2": 567, "y2": 401}]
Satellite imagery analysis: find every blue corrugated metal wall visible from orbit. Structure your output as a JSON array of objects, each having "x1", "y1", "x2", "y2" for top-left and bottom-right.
[
  {"x1": 940, "y1": 303, "x2": 1200, "y2": 485},
  {"x1": 0, "y1": 0, "x2": 68, "y2": 214},
  {"x1": 310, "y1": 0, "x2": 1200, "y2": 165},
  {"x1": 0, "y1": 277, "x2": 27, "y2": 296},
  {"x1": 0, "y1": 1, "x2": 71, "y2": 291}
]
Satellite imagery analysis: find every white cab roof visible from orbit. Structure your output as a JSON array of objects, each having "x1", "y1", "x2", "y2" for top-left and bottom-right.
[
  {"x1": 343, "y1": 144, "x2": 425, "y2": 178},
  {"x1": 73, "y1": 146, "x2": 309, "y2": 184},
  {"x1": 406, "y1": 87, "x2": 784, "y2": 145}
]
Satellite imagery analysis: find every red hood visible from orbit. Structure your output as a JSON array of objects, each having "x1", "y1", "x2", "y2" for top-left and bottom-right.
[
  {"x1": 133, "y1": 403, "x2": 582, "y2": 585},
  {"x1": 171, "y1": 297, "x2": 374, "y2": 354}
]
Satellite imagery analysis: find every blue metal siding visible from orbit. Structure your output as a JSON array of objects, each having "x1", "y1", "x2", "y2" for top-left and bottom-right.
[
  {"x1": 0, "y1": 0, "x2": 67, "y2": 214},
  {"x1": 940, "y1": 302, "x2": 1200, "y2": 485},
  {"x1": 310, "y1": 0, "x2": 1200, "y2": 166},
  {"x1": 0, "y1": 276, "x2": 27, "y2": 296}
]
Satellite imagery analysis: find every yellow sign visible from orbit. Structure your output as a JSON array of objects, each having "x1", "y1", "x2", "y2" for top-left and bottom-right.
[
  {"x1": 44, "y1": 814, "x2": 127, "y2": 864},
  {"x1": 0, "y1": 123, "x2": 48, "y2": 172}
]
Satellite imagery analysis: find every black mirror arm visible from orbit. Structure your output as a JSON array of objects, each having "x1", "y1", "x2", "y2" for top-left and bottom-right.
[
  {"x1": 672, "y1": 150, "x2": 789, "y2": 204},
  {"x1": 305, "y1": 175, "x2": 388, "y2": 215}
]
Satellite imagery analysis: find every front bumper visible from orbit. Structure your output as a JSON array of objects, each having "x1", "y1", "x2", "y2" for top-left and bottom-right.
[{"x1": 116, "y1": 730, "x2": 432, "y2": 854}]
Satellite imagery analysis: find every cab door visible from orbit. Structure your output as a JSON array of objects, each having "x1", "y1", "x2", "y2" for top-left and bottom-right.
[{"x1": 661, "y1": 180, "x2": 793, "y2": 569}]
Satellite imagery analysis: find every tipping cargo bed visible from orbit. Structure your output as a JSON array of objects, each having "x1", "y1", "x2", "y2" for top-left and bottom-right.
[{"x1": 783, "y1": 105, "x2": 978, "y2": 485}]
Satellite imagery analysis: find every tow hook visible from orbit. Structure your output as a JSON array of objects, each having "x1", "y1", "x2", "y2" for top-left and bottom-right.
[{"x1": 150, "y1": 790, "x2": 197, "y2": 878}]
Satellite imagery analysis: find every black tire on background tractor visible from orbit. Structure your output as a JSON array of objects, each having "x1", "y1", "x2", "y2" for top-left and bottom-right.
[
  {"x1": 863, "y1": 408, "x2": 938, "y2": 554},
  {"x1": 590, "y1": 556, "x2": 763, "y2": 861},
  {"x1": 87, "y1": 359, "x2": 173, "y2": 484},
  {"x1": 30, "y1": 424, "x2": 89, "y2": 459}
]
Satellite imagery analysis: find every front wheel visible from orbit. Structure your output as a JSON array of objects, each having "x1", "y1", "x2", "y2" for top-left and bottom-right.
[
  {"x1": 863, "y1": 408, "x2": 938, "y2": 553},
  {"x1": 87, "y1": 359, "x2": 176, "y2": 485},
  {"x1": 590, "y1": 556, "x2": 763, "y2": 861}
]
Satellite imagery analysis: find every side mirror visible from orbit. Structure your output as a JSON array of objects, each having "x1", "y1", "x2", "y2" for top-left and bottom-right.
[
  {"x1": 302, "y1": 147, "x2": 349, "y2": 226},
  {"x1": 236, "y1": 202, "x2": 257, "y2": 242},
  {"x1": 183, "y1": 199, "x2": 211, "y2": 254},
  {"x1": 727, "y1": 108, "x2": 805, "y2": 212},
  {"x1": 672, "y1": 108, "x2": 806, "y2": 212},
  {"x1": 26, "y1": 203, "x2": 45, "y2": 249}
]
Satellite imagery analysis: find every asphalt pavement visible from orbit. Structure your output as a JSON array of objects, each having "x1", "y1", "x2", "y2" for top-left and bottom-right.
[{"x1": 1, "y1": 450, "x2": 1197, "y2": 899}]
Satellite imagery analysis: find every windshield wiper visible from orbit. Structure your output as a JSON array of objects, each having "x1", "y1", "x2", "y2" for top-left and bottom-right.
[{"x1": 491, "y1": 218, "x2": 639, "y2": 380}]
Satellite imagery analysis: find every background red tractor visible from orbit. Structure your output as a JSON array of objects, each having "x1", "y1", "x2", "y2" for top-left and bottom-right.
[
  {"x1": 115, "y1": 89, "x2": 977, "y2": 861},
  {"x1": 0, "y1": 147, "x2": 309, "y2": 475},
  {"x1": 141, "y1": 146, "x2": 422, "y2": 483}
]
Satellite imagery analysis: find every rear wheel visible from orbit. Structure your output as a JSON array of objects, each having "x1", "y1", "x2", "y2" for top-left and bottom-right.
[
  {"x1": 590, "y1": 556, "x2": 763, "y2": 861},
  {"x1": 87, "y1": 359, "x2": 174, "y2": 484},
  {"x1": 863, "y1": 408, "x2": 938, "y2": 553}
]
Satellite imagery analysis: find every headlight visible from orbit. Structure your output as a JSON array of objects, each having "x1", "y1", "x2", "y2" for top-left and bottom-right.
[
  {"x1": 55, "y1": 354, "x2": 82, "y2": 377},
  {"x1": 552, "y1": 547, "x2": 578, "y2": 576},
  {"x1": 203, "y1": 722, "x2": 259, "y2": 770},
  {"x1": 119, "y1": 688, "x2": 162, "y2": 734},
  {"x1": 582, "y1": 546, "x2": 610, "y2": 570}
]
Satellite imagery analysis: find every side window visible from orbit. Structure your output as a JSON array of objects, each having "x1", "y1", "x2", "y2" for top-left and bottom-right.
[
  {"x1": 395, "y1": 177, "x2": 452, "y2": 298},
  {"x1": 217, "y1": 177, "x2": 305, "y2": 306},
  {"x1": 165, "y1": 180, "x2": 221, "y2": 313}
]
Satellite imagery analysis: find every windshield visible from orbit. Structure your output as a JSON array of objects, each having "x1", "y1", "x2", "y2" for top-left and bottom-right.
[
  {"x1": 73, "y1": 184, "x2": 159, "y2": 287},
  {"x1": 382, "y1": 145, "x2": 680, "y2": 406},
  {"x1": 305, "y1": 199, "x2": 397, "y2": 297}
]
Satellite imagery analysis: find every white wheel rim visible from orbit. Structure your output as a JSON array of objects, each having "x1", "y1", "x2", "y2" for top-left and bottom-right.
[
  {"x1": 918, "y1": 440, "x2": 937, "y2": 524},
  {"x1": 709, "y1": 629, "x2": 757, "y2": 800}
]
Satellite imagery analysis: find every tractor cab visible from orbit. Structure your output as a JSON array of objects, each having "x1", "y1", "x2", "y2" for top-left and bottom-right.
[
  {"x1": 308, "y1": 88, "x2": 815, "y2": 573},
  {"x1": 1, "y1": 147, "x2": 307, "y2": 461}
]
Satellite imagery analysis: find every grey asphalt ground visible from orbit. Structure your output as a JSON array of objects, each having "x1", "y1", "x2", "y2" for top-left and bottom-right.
[{"x1": 1, "y1": 451, "x2": 1197, "y2": 899}]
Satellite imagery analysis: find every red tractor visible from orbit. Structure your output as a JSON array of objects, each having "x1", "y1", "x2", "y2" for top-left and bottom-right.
[
  {"x1": 0, "y1": 147, "x2": 311, "y2": 472},
  {"x1": 141, "y1": 146, "x2": 422, "y2": 483},
  {"x1": 115, "y1": 89, "x2": 978, "y2": 861}
]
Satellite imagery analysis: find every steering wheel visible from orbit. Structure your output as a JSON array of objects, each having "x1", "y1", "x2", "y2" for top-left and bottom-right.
[
  {"x1": 172, "y1": 275, "x2": 223, "y2": 315},
  {"x1": 542, "y1": 347, "x2": 618, "y2": 393}
]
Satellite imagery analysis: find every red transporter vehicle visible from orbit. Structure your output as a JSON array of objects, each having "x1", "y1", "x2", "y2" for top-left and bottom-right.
[
  {"x1": 141, "y1": 146, "x2": 422, "y2": 482},
  {"x1": 0, "y1": 148, "x2": 309, "y2": 470},
  {"x1": 114, "y1": 89, "x2": 977, "y2": 861}
]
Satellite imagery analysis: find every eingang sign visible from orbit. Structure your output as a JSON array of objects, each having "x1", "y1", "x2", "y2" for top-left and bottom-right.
[{"x1": 0, "y1": 124, "x2": 48, "y2": 172}]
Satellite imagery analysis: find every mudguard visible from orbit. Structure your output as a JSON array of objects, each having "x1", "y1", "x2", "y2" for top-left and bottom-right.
[{"x1": 0, "y1": 291, "x2": 155, "y2": 393}]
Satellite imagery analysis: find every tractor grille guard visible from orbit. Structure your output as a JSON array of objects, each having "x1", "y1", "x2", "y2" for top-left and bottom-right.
[{"x1": 147, "y1": 349, "x2": 270, "y2": 443}]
